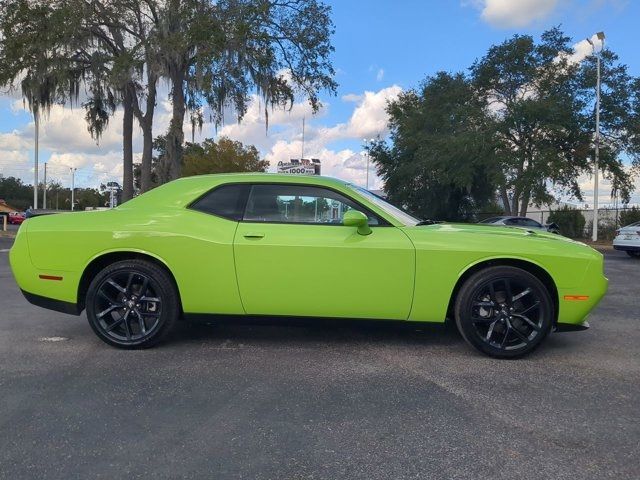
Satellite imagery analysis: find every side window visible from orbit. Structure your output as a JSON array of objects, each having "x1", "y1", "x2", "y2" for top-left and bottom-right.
[
  {"x1": 190, "y1": 184, "x2": 249, "y2": 220},
  {"x1": 243, "y1": 184, "x2": 380, "y2": 225},
  {"x1": 504, "y1": 218, "x2": 518, "y2": 226},
  {"x1": 520, "y1": 218, "x2": 541, "y2": 228}
]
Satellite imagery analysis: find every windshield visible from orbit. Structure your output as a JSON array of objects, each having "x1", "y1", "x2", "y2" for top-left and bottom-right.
[
  {"x1": 349, "y1": 185, "x2": 420, "y2": 226},
  {"x1": 479, "y1": 217, "x2": 502, "y2": 224}
]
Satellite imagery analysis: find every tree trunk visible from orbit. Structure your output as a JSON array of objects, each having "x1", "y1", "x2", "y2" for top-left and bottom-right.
[
  {"x1": 519, "y1": 190, "x2": 530, "y2": 217},
  {"x1": 166, "y1": 70, "x2": 186, "y2": 181},
  {"x1": 500, "y1": 186, "x2": 510, "y2": 215},
  {"x1": 122, "y1": 88, "x2": 134, "y2": 202},
  {"x1": 139, "y1": 71, "x2": 157, "y2": 193},
  {"x1": 140, "y1": 119, "x2": 153, "y2": 191},
  {"x1": 510, "y1": 191, "x2": 520, "y2": 216}
]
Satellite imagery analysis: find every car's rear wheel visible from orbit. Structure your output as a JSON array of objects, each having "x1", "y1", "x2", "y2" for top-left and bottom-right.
[
  {"x1": 454, "y1": 266, "x2": 553, "y2": 358},
  {"x1": 86, "y1": 259, "x2": 179, "y2": 348},
  {"x1": 626, "y1": 251, "x2": 640, "y2": 258}
]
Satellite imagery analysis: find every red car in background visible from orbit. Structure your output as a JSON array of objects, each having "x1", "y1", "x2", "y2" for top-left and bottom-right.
[{"x1": 8, "y1": 212, "x2": 26, "y2": 225}]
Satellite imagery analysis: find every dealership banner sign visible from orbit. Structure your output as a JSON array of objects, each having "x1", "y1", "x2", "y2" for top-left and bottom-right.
[{"x1": 277, "y1": 158, "x2": 321, "y2": 175}]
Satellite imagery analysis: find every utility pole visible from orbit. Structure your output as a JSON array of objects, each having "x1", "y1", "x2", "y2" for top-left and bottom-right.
[
  {"x1": 43, "y1": 163, "x2": 47, "y2": 209},
  {"x1": 33, "y1": 113, "x2": 39, "y2": 209},
  {"x1": 70, "y1": 167, "x2": 77, "y2": 211},
  {"x1": 366, "y1": 151, "x2": 370, "y2": 190},
  {"x1": 362, "y1": 138, "x2": 374, "y2": 190},
  {"x1": 301, "y1": 117, "x2": 305, "y2": 160},
  {"x1": 587, "y1": 32, "x2": 605, "y2": 242}
]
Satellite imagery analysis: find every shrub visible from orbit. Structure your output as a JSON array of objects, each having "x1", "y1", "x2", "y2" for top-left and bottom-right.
[
  {"x1": 476, "y1": 202, "x2": 506, "y2": 222},
  {"x1": 619, "y1": 207, "x2": 640, "y2": 227},
  {"x1": 586, "y1": 218, "x2": 618, "y2": 241},
  {"x1": 547, "y1": 206, "x2": 586, "y2": 239}
]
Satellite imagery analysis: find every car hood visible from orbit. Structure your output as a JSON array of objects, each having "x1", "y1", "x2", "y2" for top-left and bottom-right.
[{"x1": 406, "y1": 222, "x2": 583, "y2": 244}]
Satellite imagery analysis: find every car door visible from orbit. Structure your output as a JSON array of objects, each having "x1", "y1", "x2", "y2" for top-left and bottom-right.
[{"x1": 233, "y1": 183, "x2": 415, "y2": 320}]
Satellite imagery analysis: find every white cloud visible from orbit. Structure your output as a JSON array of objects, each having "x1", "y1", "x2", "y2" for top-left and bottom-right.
[
  {"x1": 376, "y1": 68, "x2": 385, "y2": 81},
  {"x1": 263, "y1": 141, "x2": 382, "y2": 189},
  {"x1": 471, "y1": 0, "x2": 560, "y2": 28},
  {"x1": 321, "y1": 85, "x2": 402, "y2": 142},
  {"x1": 564, "y1": 34, "x2": 604, "y2": 64},
  {"x1": 0, "y1": 130, "x2": 30, "y2": 150},
  {"x1": 1, "y1": 84, "x2": 402, "y2": 191},
  {"x1": 342, "y1": 93, "x2": 363, "y2": 103},
  {"x1": 213, "y1": 85, "x2": 401, "y2": 188}
]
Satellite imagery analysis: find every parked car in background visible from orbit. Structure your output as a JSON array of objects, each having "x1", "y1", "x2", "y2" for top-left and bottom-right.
[
  {"x1": 613, "y1": 221, "x2": 640, "y2": 258},
  {"x1": 8, "y1": 212, "x2": 26, "y2": 225},
  {"x1": 25, "y1": 209, "x2": 60, "y2": 219},
  {"x1": 479, "y1": 216, "x2": 560, "y2": 234}
]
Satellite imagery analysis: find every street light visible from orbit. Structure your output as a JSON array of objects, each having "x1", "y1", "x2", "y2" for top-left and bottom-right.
[
  {"x1": 362, "y1": 138, "x2": 375, "y2": 190},
  {"x1": 586, "y1": 31, "x2": 605, "y2": 242},
  {"x1": 70, "y1": 167, "x2": 77, "y2": 211},
  {"x1": 33, "y1": 112, "x2": 39, "y2": 209}
]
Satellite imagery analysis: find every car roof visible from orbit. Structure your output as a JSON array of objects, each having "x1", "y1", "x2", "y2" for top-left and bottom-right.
[
  {"x1": 121, "y1": 173, "x2": 355, "y2": 210},
  {"x1": 182, "y1": 172, "x2": 349, "y2": 185},
  {"x1": 177, "y1": 173, "x2": 350, "y2": 188}
]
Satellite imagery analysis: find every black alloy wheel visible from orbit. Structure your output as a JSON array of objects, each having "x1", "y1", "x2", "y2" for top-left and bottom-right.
[
  {"x1": 86, "y1": 260, "x2": 179, "y2": 348},
  {"x1": 455, "y1": 266, "x2": 553, "y2": 358}
]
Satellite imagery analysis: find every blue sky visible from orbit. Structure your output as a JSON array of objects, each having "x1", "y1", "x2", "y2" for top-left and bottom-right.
[{"x1": 0, "y1": 0, "x2": 638, "y2": 203}]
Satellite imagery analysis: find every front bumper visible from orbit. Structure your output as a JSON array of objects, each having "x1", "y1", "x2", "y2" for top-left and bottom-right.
[
  {"x1": 556, "y1": 257, "x2": 607, "y2": 329},
  {"x1": 555, "y1": 321, "x2": 589, "y2": 332},
  {"x1": 21, "y1": 290, "x2": 81, "y2": 315}
]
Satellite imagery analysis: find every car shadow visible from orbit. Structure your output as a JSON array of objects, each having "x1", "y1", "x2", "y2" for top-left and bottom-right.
[{"x1": 168, "y1": 316, "x2": 464, "y2": 350}]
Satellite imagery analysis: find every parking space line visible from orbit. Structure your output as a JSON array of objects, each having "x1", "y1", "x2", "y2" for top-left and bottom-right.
[{"x1": 0, "y1": 249, "x2": 10, "y2": 253}]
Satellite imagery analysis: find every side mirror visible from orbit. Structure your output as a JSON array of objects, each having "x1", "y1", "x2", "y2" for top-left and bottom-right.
[{"x1": 343, "y1": 210, "x2": 372, "y2": 236}]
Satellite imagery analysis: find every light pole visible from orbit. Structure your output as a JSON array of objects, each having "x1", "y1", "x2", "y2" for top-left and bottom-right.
[
  {"x1": 43, "y1": 162, "x2": 47, "y2": 210},
  {"x1": 362, "y1": 138, "x2": 374, "y2": 190},
  {"x1": 586, "y1": 31, "x2": 605, "y2": 242},
  {"x1": 70, "y1": 167, "x2": 77, "y2": 211},
  {"x1": 33, "y1": 112, "x2": 39, "y2": 209}
]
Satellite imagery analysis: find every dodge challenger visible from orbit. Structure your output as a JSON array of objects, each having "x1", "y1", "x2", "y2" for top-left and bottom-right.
[{"x1": 9, "y1": 174, "x2": 608, "y2": 358}]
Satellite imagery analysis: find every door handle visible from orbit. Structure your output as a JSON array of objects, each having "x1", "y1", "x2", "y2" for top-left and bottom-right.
[{"x1": 243, "y1": 232, "x2": 265, "y2": 239}]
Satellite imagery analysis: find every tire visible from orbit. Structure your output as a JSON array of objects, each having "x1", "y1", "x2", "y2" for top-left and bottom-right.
[
  {"x1": 626, "y1": 251, "x2": 640, "y2": 258},
  {"x1": 454, "y1": 266, "x2": 553, "y2": 359},
  {"x1": 86, "y1": 259, "x2": 180, "y2": 349}
]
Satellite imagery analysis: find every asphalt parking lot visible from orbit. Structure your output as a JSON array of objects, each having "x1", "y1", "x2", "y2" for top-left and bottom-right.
[{"x1": 0, "y1": 235, "x2": 638, "y2": 479}]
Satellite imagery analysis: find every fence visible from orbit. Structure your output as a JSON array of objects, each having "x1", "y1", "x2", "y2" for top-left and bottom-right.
[
  {"x1": 478, "y1": 207, "x2": 640, "y2": 240},
  {"x1": 525, "y1": 208, "x2": 637, "y2": 227}
]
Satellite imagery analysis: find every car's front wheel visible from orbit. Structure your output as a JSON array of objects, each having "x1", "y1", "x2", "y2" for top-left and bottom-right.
[
  {"x1": 86, "y1": 259, "x2": 180, "y2": 349},
  {"x1": 454, "y1": 266, "x2": 553, "y2": 358},
  {"x1": 626, "y1": 251, "x2": 640, "y2": 259}
]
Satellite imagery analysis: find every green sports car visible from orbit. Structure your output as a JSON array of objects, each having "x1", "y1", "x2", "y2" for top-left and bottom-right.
[{"x1": 9, "y1": 174, "x2": 607, "y2": 358}]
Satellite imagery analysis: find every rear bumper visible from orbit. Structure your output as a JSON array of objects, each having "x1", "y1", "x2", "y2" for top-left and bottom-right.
[
  {"x1": 613, "y1": 244, "x2": 640, "y2": 252},
  {"x1": 10, "y1": 221, "x2": 82, "y2": 310},
  {"x1": 21, "y1": 290, "x2": 81, "y2": 316},
  {"x1": 613, "y1": 237, "x2": 640, "y2": 251}
]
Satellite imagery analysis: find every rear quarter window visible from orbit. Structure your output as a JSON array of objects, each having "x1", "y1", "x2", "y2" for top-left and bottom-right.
[{"x1": 189, "y1": 184, "x2": 250, "y2": 221}]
